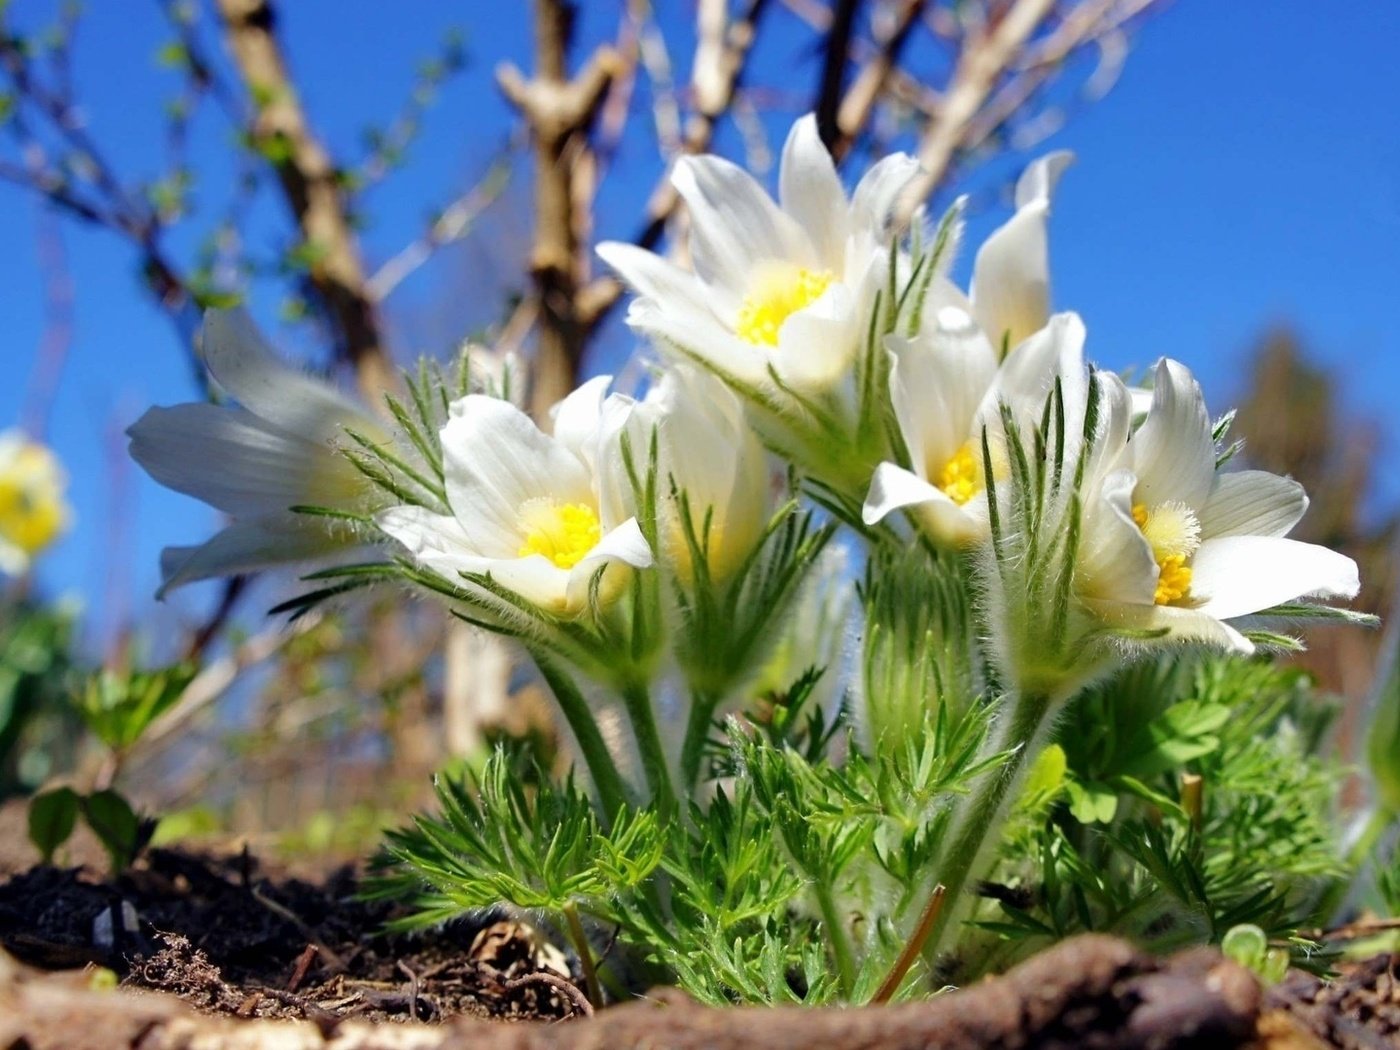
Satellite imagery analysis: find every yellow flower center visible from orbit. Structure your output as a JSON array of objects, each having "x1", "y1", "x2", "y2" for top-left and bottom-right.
[
  {"x1": 936, "y1": 442, "x2": 982, "y2": 506},
  {"x1": 735, "y1": 263, "x2": 834, "y2": 346},
  {"x1": 518, "y1": 501, "x2": 602, "y2": 569},
  {"x1": 1131, "y1": 501, "x2": 1200, "y2": 606},
  {"x1": 0, "y1": 447, "x2": 66, "y2": 557}
]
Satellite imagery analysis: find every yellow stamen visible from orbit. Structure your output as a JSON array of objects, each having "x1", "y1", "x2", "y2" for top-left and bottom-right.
[
  {"x1": 735, "y1": 263, "x2": 834, "y2": 346},
  {"x1": 1154, "y1": 555, "x2": 1193, "y2": 606},
  {"x1": 0, "y1": 446, "x2": 66, "y2": 556},
  {"x1": 1131, "y1": 501, "x2": 1199, "y2": 606},
  {"x1": 518, "y1": 501, "x2": 602, "y2": 569},
  {"x1": 937, "y1": 443, "x2": 982, "y2": 506}
]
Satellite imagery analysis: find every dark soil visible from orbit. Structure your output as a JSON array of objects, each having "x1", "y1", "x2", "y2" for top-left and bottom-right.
[{"x1": 0, "y1": 847, "x2": 584, "y2": 1024}]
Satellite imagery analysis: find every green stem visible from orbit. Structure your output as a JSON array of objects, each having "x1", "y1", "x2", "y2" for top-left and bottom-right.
[
  {"x1": 920, "y1": 690, "x2": 1055, "y2": 965},
  {"x1": 532, "y1": 651, "x2": 631, "y2": 823},
  {"x1": 620, "y1": 678, "x2": 677, "y2": 821},
  {"x1": 813, "y1": 879, "x2": 857, "y2": 997},
  {"x1": 680, "y1": 689, "x2": 719, "y2": 791},
  {"x1": 563, "y1": 903, "x2": 603, "y2": 1008}
]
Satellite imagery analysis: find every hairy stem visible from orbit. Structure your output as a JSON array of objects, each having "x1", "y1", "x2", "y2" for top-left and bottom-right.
[
  {"x1": 532, "y1": 650, "x2": 631, "y2": 822},
  {"x1": 920, "y1": 690, "x2": 1055, "y2": 965},
  {"x1": 620, "y1": 678, "x2": 677, "y2": 821},
  {"x1": 813, "y1": 879, "x2": 857, "y2": 997},
  {"x1": 680, "y1": 689, "x2": 719, "y2": 791}
]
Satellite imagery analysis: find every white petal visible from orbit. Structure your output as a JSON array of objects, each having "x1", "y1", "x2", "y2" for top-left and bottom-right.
[
  {"x1": 626, "y1": 298, "x2": 770, "y2": 387},
  {"x1": 376, "y1": 505, "x2": 485, "y2": 580},
  {"x1": 1079, "y1": 468, "x2": 1158, "y2": 606},
  {"x1": 849, "y1": 152, "x2": 921, "y2": 247},
  {"x1": 779, "y1": 115, "x2": 848, "y2": 269},
  {"x1": 889, "y1": 308, "x2": 996, "y2": 477},
  {"x1": 1014, "y1": 151, "x2": 1074, "y2": 208},
  {"x1": 1131, "y1": 359, "x2": 1216, "y2": 510},
  {"x1": 863, "y1": 462, "x2": 943, "y2": 525},
  {"x1": 440, "y1": 396, "x2": 591, "y2": 556},
  {"x1": 672, "y1": 154, "x2": 812, "y2": 295},
  {"x1": 580, "y1": 517, "x2": 653, "y2": 570},
  {"x1": 595, "y1": 241, "x2": 735, "y2": 323},
  {"x1": 969, "y1": 153, "x2": 1071, "y2": 353},
  {"x1": 484, "y1": 555, "x2": 573, "y2": 612},
  {"x1": 1084, "y1": 599, "x2": 1255, "y2": 654},
  {"x1": 1190, "y1": 535, "x2": 1360, "y2": 621},
  {"x1": 199, "y1": 309, "x2": 376, "y2": 445},
  {"x1": 128, "y1": 404, "x2": 352, "y2": 515},
  {"x1": 979, "y1": 312, "x2": 1086, "y2": 437},
  {"x1": 1200, "y1": 471, "x2": 1307, "y2": 540},
  {"x1": 157, "y1": 515, "x2": 349, "y2": 596},
  {"x1": 1081, "y1": 371, "x2": 1134, "y2": 487},
  {"x1": 864, "y1": 463, "x2": 982, "y2": 546},
  {"x1": 771, "y1": 282, "x2": 858, "y2": 391},
  {"x1": 551, "y1": 375, "x2": 613, "y2": 472},
  {"x1": 0, "y1": 538, "x2": 31, "y2": 576}
]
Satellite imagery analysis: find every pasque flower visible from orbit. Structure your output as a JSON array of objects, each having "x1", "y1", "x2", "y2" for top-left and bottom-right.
[
  {"x1": 0, "y1": 430, "x2": 70, "y2": 575},
  {"x1": 376, "y1": 379, "x2": 653, "y2": 617},
  {"x1": 862, "y1": 303, "x2": 1074, "y2": 546},
  {"x1": 128, "y1": 309, "x2": 387, "y2": 595},
  {"x1": 1076, "y1": 357, "x2": 1360, "y2": 653},
  {"x1": 597, "y1": 114, "x2": 919, "y2": 396}
]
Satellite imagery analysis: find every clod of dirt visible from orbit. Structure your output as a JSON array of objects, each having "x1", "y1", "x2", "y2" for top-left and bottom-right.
[
  {"x1": 1268, "y1": 951, "x2": 1400, "y2": 1049},
  {"x1": 1, "y1": 933, "x2": 1268, "y2": 1050}
]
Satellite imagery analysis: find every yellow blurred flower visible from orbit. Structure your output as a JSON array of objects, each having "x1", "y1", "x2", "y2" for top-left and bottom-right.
[{"x1": 0, "y1": 429, "x2": 70, "y2": 574}]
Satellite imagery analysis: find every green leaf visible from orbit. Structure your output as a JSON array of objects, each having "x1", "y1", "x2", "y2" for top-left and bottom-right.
[
  {"x1": 82, "y1": 790, "x2": 141, "y2": 872},
  {"x1": 28, "y1": 787, "x2": 80, "y2": 862},
  {"x1": 1066, "y1": 779, "x2": 1118, "y2": 824}
]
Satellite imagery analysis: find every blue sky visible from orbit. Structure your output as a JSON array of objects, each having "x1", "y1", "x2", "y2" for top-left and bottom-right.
[{"x1": 2, "y1": 1, "x2": 1397, "y2": 649}]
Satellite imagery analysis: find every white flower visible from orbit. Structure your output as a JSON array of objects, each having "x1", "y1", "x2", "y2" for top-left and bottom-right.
[
  {"x1": 376, "y1": 379, "x2": 653, "y2": 617},
  {"x1": 1077, "y1": 358, "x2": 1360, "y2": 652},
  {"x1": 618, "y1": 366, "x2": 771, "y2": 583},
  {"x1": 0, "y1": 430, "x2": 70, "y2": 575},
  {"x1": 968, "y1": 151, "x2": 1073, "y2": 356},
  {"x1": 862, "y1": 308, "x2": 1082, "y2": 546},
  {"x1": 597, "y1": 114, "x2": 919, "y2": 395},
  {"x1": 128, "y1": 309, "x2": 386, "y2": 596}
]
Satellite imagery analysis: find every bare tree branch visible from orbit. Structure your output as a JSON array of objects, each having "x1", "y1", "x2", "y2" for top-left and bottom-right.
[
  {"x1": 814, "y1": 0, "x2": 863, "y2": 149},
  {"x1": 897, "y1": 0, "x2": 1058, "y2": 222},
  {"x1": 831, "y1": 0, "x2": 926, "y2": 161},
  {"x1": 497, "y1": 0, "x2": 622, "y2": 421},
  {"x1": 216, "y1": 0, "x2": 396, "y2": 404}
]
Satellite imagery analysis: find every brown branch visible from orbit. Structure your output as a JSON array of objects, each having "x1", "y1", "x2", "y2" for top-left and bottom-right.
[
  {"x1": 813, "y1": 0, "x2": 863, "y2": 149},
  {"x1": 216, "y1": 0, "x2": 395, "y2": 405},
  {"x1": 498, "y1": 0, "x2": 622, "y2": 421},
  {"x1": 896, "y1": 0, "x2": 1058, "y2": 222},
  {"x1": 831, "y1": 0, "x2": 927, "y2": 161},
  {"x1": 570, "y1": 0, "x2": 772, "y2": 337}
]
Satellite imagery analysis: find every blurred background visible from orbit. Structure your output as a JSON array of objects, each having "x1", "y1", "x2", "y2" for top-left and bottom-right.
[{"x1": 1, "y1": 0, "x2": 1396, "y2": 855}]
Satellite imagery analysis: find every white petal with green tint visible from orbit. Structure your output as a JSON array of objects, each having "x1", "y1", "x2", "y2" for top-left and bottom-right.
[
  {"x1": 1189, "y1": 535, "x2": 1360, "y2": 621},
  {"x1": 1200, "y1": 470, "x2": 1308, "y2": 539}
]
